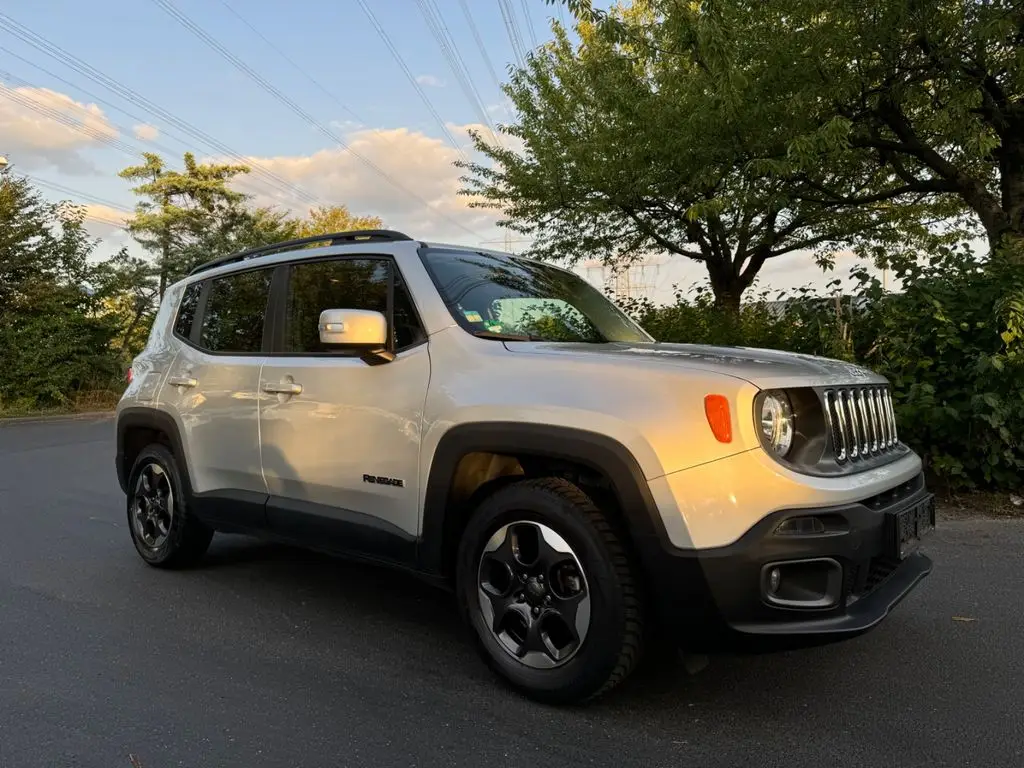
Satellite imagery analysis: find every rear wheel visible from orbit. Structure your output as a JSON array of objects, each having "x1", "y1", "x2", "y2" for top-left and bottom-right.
[
  {"x1": 456, "y1": 477, "x2": 645, "y2": 704},
  {"x1": 126, "y1": 444, "x2": 212, "y2": 568}
]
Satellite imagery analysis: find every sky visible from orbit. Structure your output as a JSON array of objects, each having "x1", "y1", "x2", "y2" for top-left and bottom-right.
[{"x1": 0, "y1": 0, "x2": 889, "y2": 303}]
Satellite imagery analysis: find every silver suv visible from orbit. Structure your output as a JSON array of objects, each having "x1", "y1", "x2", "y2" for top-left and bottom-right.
[{"x1": 116, "y1": 229, "x2": 935, "y2": 703}]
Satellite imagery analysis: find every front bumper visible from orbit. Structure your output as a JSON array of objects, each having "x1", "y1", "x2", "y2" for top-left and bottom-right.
[{"x1": 638, "y1": 473, "x2": 934, "y2": 650}]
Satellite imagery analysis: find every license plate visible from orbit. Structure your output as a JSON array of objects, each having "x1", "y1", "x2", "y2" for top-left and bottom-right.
[{"x1": 885, "y1": 495, "x2": 935, "y2": 560}]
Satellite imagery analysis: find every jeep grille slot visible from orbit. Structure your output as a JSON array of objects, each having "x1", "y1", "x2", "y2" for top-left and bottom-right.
[{"x1": 823, "y1": 386, "x2": 898, "y2": 463}]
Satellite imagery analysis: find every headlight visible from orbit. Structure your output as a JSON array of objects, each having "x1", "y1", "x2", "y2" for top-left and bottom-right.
[{"x1": 759, "y1": 390, "x2": 795, "y2": 456}]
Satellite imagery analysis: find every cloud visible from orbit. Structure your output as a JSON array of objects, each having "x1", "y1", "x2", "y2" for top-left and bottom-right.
[
  {"x1": 328, "y1": 118, "x2": 363, "y2": 132},
  {"x1": 415, "y1": 74, "x2": 445, "y2": 88},
  {"x1": 81, "y1": 204, "x2": 129, "y2": 238},
  {"x1": 133, "y1": 123, "x2": 159, "y2": 141},
  {"x1": 0, "y1": 83, "x2": 117, "y2": 174},
  {"x1": 227, "y1": 123, "x2": 505, "y2": 245}
]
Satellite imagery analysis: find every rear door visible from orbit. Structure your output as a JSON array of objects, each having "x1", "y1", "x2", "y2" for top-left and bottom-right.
[{"x1": 160, "y1": 266, "x2": 275, "y2": 528}]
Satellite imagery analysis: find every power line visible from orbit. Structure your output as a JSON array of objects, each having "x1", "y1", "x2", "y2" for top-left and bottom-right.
[
  {"x1": 0, "y1": 69, "x2": 186, "y2": 162},
  {"x1": 497, "y1": 0, "x2": 527, "y2": 66},
  {"x1": 353, "y1": 0, "x2": 468, "y2": 162},
  {"x1": 151, "y1": 0, "x2": 483, "y2": 239},
  {"x1": 0, "y1": 11, "x2": 324, "y2": 207},
  {"x1": 217, "y1": 0, "x2": 442, "y2": 184},
  {"x1": 519, "y1": 0, "x2": 539, "y2": 50},
  {"x1": 217, "y1": 0, "x2": 373, "y2": 132},
  {"x1": 0, "y1": 80, "x2": 141, "y2": 158},
  {"x1": 415, "y1": 0, "x2": 503, "y2": 147},
  {"x1": 20, "y1": 174, "x2": 131, "y2": 227},
  {"x1": 457, "y1": 0, "x2": 505, "y2": 93},
  {"x1": 0, "y1": 45, "x2": 194, "y2": 163},
  {"x1": 28, "y1": 175, "x2": 133, "y2": 214}
]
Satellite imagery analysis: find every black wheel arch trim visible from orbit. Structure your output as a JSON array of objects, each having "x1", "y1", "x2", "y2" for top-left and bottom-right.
[
  {"x1": 417, "y1": 421, "x2": 669, "y2": 576},
  {"x1": 116, "y1": 407, "x2": 194, "y2": 497}
]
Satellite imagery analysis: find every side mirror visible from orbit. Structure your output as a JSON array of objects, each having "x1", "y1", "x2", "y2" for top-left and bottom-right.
[{"x1": 318, "y1": 309, "x2": 394, "y2": 365}]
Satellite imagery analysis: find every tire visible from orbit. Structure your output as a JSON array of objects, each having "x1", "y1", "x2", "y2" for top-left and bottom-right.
[
  {"x1": 126, "y1": 444, "x2": 213, "y2": 569},
  {"x1": 456, "y1": 477, "x2": 645, "y2": 704}
]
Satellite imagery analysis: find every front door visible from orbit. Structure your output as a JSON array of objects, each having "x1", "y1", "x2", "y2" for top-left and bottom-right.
[{"x1": 258, "y1": 255, "x2": 430, "y2": 565}]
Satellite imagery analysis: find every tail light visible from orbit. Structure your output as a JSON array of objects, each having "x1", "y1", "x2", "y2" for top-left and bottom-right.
[{"x1": 126, "y1": 367, "x2": 134, "y2": 384}]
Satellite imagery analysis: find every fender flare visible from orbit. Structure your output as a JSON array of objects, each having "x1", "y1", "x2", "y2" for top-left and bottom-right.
[
  {"x1": 417, "y1": 421, "x2": 668, "y2": 575},
  {"x1": 115, "y1": 407, "x2": 193, "y2": 496}
]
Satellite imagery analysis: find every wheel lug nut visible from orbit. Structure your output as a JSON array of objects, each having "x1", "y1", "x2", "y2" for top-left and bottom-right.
[
  {"x1": 531, "y1": 607, "x2": 540, "y2": 616},
  {"x1": 516, "y1": 593, "x2": 524, "y2": 602}
]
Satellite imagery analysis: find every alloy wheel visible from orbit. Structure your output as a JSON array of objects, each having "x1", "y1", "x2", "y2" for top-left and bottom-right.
[
  {"x1": 477, "y1": 520, "x2": 591, "y2": 669},
  {"x1": 131, "y1": 462, "x2": 174, "y2": 549}
]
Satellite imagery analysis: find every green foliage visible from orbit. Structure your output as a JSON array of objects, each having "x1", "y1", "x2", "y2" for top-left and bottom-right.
[
  {"x1": 468, "y1": 0, "x2": 959, "y2": 310},
  {"x1": 559, "y1": 0, "x2": 1023, "y2": 254},
  {"x1": 865, "y1": 247, "x2": 1024, "y2": 490},
  {"x1": 1, "y1": 158, "x2": 385, "y2": 414},
  {"x1": 120, "y1": 152, "x2": 298, "y2": 295},
  {"x1": 0, "y1": 171, "x2": 123, "y2": 411},
  {"x1": 625, "y1": 247, "x2": 1023, "y2": 491},
  {"x1": 296, "y1": 205, "x2": 384, "y2": 238}
]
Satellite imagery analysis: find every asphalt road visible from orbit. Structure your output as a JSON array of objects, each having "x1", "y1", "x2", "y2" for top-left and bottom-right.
[{"x1": 1, "y1": 416, "x2": 1021, "y2": 768}]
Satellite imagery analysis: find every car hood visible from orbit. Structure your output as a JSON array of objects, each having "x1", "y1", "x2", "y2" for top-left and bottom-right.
[{"x1": 502, "y1": 341, "x2": 888, "y2": 389}]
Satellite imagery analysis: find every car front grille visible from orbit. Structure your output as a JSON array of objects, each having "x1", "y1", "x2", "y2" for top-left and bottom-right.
[{"x1": 822, "y1": 386, "x2": 899, "y2": 463}]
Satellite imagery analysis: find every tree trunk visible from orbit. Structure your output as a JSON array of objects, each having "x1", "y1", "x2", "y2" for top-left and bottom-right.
[
  {"x1": 713, "y1": 289, "x2": 743, "y2": 314},
  {"x1": 995, "y1": 132, "x2": 1024, "y2": 263},
  {"x1": 706, "y1": 261, "x2": 747, "y2": 315}
]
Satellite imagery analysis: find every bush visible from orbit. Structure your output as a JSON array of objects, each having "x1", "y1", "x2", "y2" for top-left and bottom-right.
[
  {"x1": 623, "y1": 249, "x2": 1024, "y2": 492},
  {"x1": 864, "y1": 248, "x2": 1024, "y2": 491},
  {"x1": 0, "y1": 279, "x2": 125, "y2": 413}
]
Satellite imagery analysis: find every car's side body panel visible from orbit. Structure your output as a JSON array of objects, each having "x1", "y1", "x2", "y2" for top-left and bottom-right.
[{"x1": 259, "y1": 344, "x2": 430, "y2": 542}]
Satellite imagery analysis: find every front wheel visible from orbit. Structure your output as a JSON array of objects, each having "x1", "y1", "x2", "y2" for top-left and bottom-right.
[{"x1": 456, "y1": 477, "x2": 645, "y2": 704}]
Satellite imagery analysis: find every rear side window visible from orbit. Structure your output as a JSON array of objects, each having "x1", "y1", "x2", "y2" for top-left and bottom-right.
[
  {"x1": 173, "y1": 282, "x2": 202, "y2": 340},
  {"x1": 198, "y1": 269, "x2": 273, "y2": 354}
]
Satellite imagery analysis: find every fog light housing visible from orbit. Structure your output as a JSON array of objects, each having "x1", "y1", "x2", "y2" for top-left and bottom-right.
[{"x1": 760, "y1": 558, "x2": 843, "y2": 609}]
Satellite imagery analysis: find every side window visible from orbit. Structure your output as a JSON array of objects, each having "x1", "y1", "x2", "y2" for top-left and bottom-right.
[
  {"x1": 173, "y1": 282, "x2": 203, "y2": 340},
  {"x1": 284, "y1": 258, "x2": 425, "y2": 354},
  {"x1": 393, "y1": 273, "x2": 427, "y2": 350},
  {"x1": 198, "y1": 269, "x2": 273, "y2": 354}
]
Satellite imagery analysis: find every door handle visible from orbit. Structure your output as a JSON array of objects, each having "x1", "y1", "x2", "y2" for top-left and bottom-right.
[
  {"x1": 167, "y1": 375, "x2": 198, "y2": 388},
  {"x1": 263, "y1": 381, "x2": 303, "y2": 395}
]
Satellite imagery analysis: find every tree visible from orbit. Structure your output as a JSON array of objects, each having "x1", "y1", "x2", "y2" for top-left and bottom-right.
[
  {"x1": 463, "y1": 4, "x2": 951, "y2": 311},
  {"x1": 296, "y1": 205, "x2": 384, "y2": 238},
  {"x1": 119, "y1": 152, "x2": 296, "y2": 297},
  {"x1": 0, "y1": 166, "x2": 122, "y2": 409},
  {"x1": 557, "y1": 0, "x2": 1023, "y2": 259},
  {"x1": 89, "y1": 249, "x2": 160, "y2": 357}
]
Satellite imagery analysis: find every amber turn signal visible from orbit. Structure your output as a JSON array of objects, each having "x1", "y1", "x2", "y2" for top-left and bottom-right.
[{"x1": 704, "y1": 394, "x2": 732, "y2": 443}]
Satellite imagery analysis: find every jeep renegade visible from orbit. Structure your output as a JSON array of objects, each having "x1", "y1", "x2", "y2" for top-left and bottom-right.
[{"x1": 115, "y1": 229, "x2": 935, "y2": 703}]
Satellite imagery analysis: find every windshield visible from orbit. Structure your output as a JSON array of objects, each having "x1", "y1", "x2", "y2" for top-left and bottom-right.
[{"x1": 420, "y1": 248, "x2": 653, "y2": 343}]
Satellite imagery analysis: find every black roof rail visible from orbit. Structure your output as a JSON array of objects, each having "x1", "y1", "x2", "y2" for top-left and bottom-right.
[{"x1": 187, "y1": 229, "x2": 414, "y2": 277}]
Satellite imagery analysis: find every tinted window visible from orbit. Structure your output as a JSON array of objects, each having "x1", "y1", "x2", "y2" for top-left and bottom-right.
[
  {"x1": 421, "y1": 249, "x2": 651, "y2": 344},
  {"x1": 199, "y1": 269, "x2": 273, "y2": 353},
  {"x1": 173, "y1": 282, "x2": 202, "y2": 339},
  {"x1": 393, "y1": 273, "x2": 426, "y2": 350},
  {"x1": 284, "y1": 258, "x2": 424, "y2": 354}
]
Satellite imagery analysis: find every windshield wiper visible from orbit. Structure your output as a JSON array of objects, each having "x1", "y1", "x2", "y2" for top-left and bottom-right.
[{"x1": 471, "y1": 330, "x2": 545, "y2": 341}]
